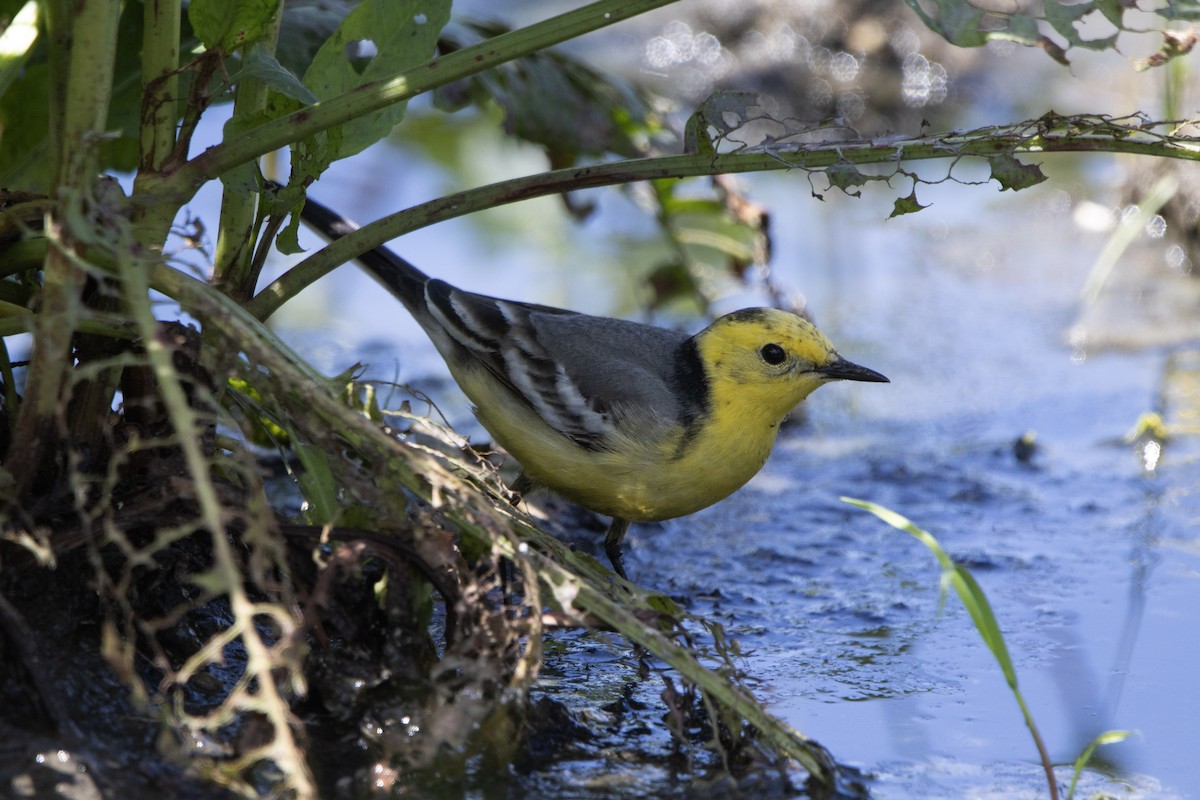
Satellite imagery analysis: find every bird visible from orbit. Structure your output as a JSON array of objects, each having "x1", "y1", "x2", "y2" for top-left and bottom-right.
[{"x1": 298, "y1": 196, "x2": 888, "y2": 579}]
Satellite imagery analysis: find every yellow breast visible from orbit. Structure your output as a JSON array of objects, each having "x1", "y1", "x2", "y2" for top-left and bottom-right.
[{"x1": 464, "y1": 368, "x2": 786, "y2": 523}]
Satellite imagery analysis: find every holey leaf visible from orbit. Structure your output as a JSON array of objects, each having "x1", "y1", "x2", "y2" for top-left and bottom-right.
[
  {"x1": 826, "y1": 163, "x2": 868, "y2": 196},
  {"x1": 190, "y1": 0, "x2": 281, "y2": 52},
  {"x1": 889, "y1": 189, "x2": 930, "y2": 218},
  {"x1": 235, "y1": 43, "x2": 319, "y2": 105},
  {"x1": 302, "y1": 0, "x2": 451, "y2": 160},
  {"x1": 989, "y1": 153, "x2": 1048, "y2": 191}
]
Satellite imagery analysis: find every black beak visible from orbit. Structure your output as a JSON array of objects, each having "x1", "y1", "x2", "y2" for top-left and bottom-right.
[{"x1": 817, "y1": 356, "x2": 889, "y2": 383}]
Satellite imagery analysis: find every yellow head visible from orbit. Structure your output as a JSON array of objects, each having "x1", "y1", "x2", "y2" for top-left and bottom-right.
[{"x1": 694, "y1": 308, "x2": 888, "y2": 426}]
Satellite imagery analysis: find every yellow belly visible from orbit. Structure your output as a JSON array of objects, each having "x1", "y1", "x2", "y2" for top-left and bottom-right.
[{"x1": 467, "y1": 374, "x2": 779, "y2": 522}]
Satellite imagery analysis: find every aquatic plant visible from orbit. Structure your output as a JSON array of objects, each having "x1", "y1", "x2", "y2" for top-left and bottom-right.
[{"x1": 844, "y1": 498, "x2": 1132, "y2": 800}]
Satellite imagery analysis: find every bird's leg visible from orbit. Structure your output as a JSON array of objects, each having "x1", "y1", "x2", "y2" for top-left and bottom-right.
[
  {"x1": 499, "y1": 473, "x2": 535, "y2": 612},
  {"x1": 604, "y1": 517, "x2": 632, "y2": 580},
  {"x1": 509, "y1": 471, "x2": 533, "y2": 506}
]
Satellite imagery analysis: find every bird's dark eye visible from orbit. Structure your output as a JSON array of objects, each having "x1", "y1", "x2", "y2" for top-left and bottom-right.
[{"x1": 760, "y1": 343, "x2": 787, "y2": 365}]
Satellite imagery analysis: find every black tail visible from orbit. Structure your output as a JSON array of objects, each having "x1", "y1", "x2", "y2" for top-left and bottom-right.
[{"x1": 297, "y1": 193, "x2": 428, "y2": 309}]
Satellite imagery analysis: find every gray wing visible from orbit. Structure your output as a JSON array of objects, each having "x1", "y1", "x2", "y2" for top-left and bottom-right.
[{"x1": 422, "y1": 279, "x2": 690, "y2": 448}]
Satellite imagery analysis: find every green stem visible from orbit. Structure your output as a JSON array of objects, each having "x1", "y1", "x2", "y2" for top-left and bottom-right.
[
  {"x1": 135, "y1": 0, "x2": 182, "y2": 179},
  {"x1": 136, "y1": 0, "x2": 682, "y2": 209},
  {"x1": 43, "y1": 0, "x2": 70, "y2": 185},
  {"x1": 212, "y1": 13, "x2": 283, "y2": 299},
  {"x1": 50, "y1": 0, "x2": 185, "y2": 467},
  {"x1": 127, "y1": 0, "x2": 185, "y2": 276},
  {"x1": 0, "y1": 314, "x2": 135, "y2": 340},
  {"x1": 0, "y1": 238, "x2": 49, "y2": 279},
  {"x1": 6, "y1": 0, "x2": 121, "y2": 490},
  {"x1": 246, "y1": 124, "x2": 1200, "y2": 321},
  {"x1": 58, "y1": 2, "x2": 120, "y2": 180},
  {"x1": 1014, "y1": 689, "x2": 1059, "y2": 800}
]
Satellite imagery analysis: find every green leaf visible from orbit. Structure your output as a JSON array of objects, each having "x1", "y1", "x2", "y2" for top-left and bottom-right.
[
  {"x1": 1156, "y1": 0, "x2": 1200, "y2": 21},
  {"x1": 843, "y1": 497, "x2": 1063, "y2": 795},
  {"x1": 684, "y1": 110, "x2": 716, "y2": 157},
  {"x1": 1043, "y1": 1, "x2": 1091, "y2": 37},
  {"x1": 100, "y1": 1, "x2": 155, "y2": 174},
  {"x1": 295, "y1": 441, "x2": 339, "y2": 525},
  {"x1": 232, "y1": 42, "x2": 319, "y2": 105},
  {"x1": 268, "y1": 175, "x2": 314, "y2": 255},
  {"x1": 226, "y1": 377, "x2": 289, "y2": 446},
  {"x1": 301, "y1": 0, "x2": 451, "y2": 161},
  {"x1": 672, "y1": 212, "x2": 758, "y2": 264},
  {"x1": 257, "y1": 90, "x2": 342, "y2": 253},
  {"x1": 275, "y1": 216, "x2": 304, "y2": 255},
  {"x1": 694, "y1": 90, "x2": 761, "y2": 140},
  {"x1": 189, "y1": 0, "x2": 281, "y2": 52},
  {"x1": 904, "y1": 0, "x2": 1197, "y2": 66},
  {"x1": 1000, "y1": 13, "x2": 1042, "y2": 46},
  {"x1": 842, "y1": 498, "x2": 1020, "y2": 690},
  {"x1": 1044, "y1": 2, "x2": 1119, "y2": 52},
  {"x1": 889, "y1": 189, "x2": 929, "y2": 218},
  {"x1": 644, "y1": 259, "x2": 700, "y2": 309},
  {"x1": 989, "y1": 153, "x2": 1048, "y2": 191},
  {"x1": 1093, "y1": 0, "x2": 1127, "y2": 27},
  {"x1": 681, "y1": 90, "x2": 762, "y2": 155},
  {"x1": 276, "y1": 0, "x2": 356, "y2": 77},
  {"x1": 904, "y1": 0, "x2": 986, "y2": 47},
  {"x1": 0, "y1": 61, "x2": 50, "y2": 187},
  {"x1": 826, "y1": 163, "x2": 868, "y2": 196},
  {"x1": 656, "y1": 195, "x2": 724, "y2": 216},
  {"x1": 433, "y1": 19, "x2": 666, "y2": 165},
  {"x1": 952, "y1": 565, "x2": 1018, "y2": 688},
  {"x1": 1066, "y1": 730, "x2": 1134, "y2": 800},
  {"x1": 646, "y1": 593, "x2": 683, "y2": 616}
]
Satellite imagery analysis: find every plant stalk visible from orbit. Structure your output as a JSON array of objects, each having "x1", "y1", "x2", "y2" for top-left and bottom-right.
[
  {"x1": 7, "y1": 0, "x2": 121, "y2": 494},
  {"x1": 134, "y1": 0, "x2": 683, "y2": 214},
  {"x1": 136, "y1": 0, "x2": 182, "y2": 179},
  {"x1": 212, "y1": 10, "x2": 284, "y2": 301},
  {"x1": 247, "y1": 121, "x2": 1200, "y2": 320}
]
